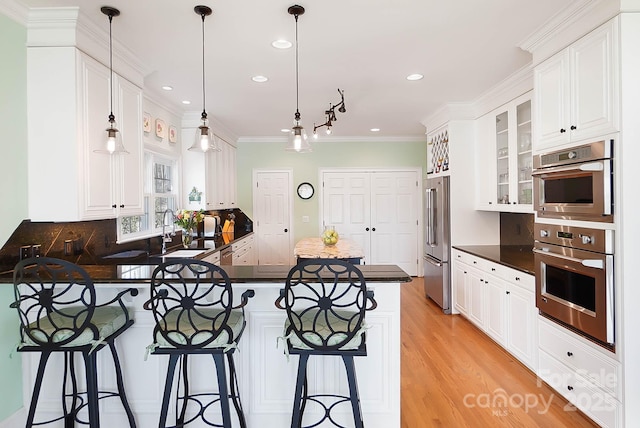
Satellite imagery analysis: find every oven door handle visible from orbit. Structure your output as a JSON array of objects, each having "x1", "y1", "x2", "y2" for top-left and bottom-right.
[
  {"x1": 533, "y1": 248, "x2": 604, "y2": 269},
  {"x1": 531, "y1": 161, "x2": 604, "y2": 177}
]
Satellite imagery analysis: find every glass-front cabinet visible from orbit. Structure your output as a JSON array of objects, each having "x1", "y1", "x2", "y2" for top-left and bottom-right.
[{"x1": 476, "y1": 91, "x2": 533, "y2": 212}]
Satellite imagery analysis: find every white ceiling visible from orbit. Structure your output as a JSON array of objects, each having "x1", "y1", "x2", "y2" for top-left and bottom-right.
[{"x1": 10, "y1": 0, "x2": 577, "y2": 141}]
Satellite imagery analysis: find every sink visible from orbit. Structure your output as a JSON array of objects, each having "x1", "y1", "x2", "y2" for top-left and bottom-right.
[{"x1": 162, "y1": 249, "x2": 207, "y2": 258}]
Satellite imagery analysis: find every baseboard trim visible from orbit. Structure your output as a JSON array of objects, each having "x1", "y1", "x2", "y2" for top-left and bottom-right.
[{"x1": 0, "y1": 408, "x2": 26, "y2": 428}]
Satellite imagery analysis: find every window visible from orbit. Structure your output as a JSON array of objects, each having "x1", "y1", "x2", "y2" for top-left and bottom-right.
[{"x1": 118, "y1": 152, "x2": 178, "y2": 242}]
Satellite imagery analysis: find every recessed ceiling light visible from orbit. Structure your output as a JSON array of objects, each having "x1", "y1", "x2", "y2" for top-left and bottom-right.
[
  {"x1": 252, "y1": 75, "x2": 268, "y2": 83},
  {"x1": 272, "y1": 39, "x2": 292, "y2": 49},
  {"x1": 406, "y1": 74, "x2": 424, "y2": 81},
  {"x1": 182, "y1": 100, "x2": 191, "y2": 105},
  {"x1": 370, "y1": 128, "x2": 381, "y2": 132},
  {"x1": 281, "y1": 128, "x2": 291, "y2": 133},
  {"x1": 162, "y1": 85, "x2": 173, "y2": 91}
]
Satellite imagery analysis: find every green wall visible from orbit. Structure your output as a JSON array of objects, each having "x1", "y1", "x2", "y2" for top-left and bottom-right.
[
  {"x1": 0, "y1": 12, "x2": 27, "y2": 420},
  {"x1": 236, "y1": 139, "x2": 427, "y2": 241}
]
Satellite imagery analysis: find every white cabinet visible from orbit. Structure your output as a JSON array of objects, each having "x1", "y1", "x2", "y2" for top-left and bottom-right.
[
  {"x1": 206, "y1": 139, "x2": 237, "y2": 209},
  {"x1": 426, "y1": 125, "x2": 449, "y2": 176},
  {"x1": 201, "y1": 250, "x2": 220, "y2": 265},
  {"x1": 538, "y1": 317, "x2": 622, "y2": 428},
  {"x1": 27, "y1": 47, "x2": 143, "y2": 222},
  {"x1": 533, "y1": 18, "x2": 619, "y2": 151},
  {"x1": 476, "y1": 92, "x2": 533, "y2": 212},
  {"x1": 232, "y1": 234, "x2": 256, "y2": 266},
  {"x1": 451, "y1": 249, "x2": 537, "y2": 370}
]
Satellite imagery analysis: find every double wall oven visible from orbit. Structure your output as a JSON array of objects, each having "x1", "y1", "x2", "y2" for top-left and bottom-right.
[{"x1": 532, "y1": 139, "x2": 615, "y2": 349}]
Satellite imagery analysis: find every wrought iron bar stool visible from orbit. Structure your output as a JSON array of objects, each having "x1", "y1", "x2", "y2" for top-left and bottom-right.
[
  {"x1": 143, "y1": 259, "x2": 254, "y2": 428},
  {"x1": 11, "y1": 257, "x2": 138, "y2": 428},
  {"x1": 275, "y1": 259, "x2": 377, "y2": 428}
]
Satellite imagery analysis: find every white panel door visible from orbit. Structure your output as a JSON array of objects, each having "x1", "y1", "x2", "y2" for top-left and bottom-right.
[
  {"x1": 254, "y1": 170, "x2": 293, "y2": 265},
  {"x1": 322, "y1": 172, "x2": 372, "y2": 262},
  {"x1": 370, "y1": 171, "x2": 419, "y2": 275}
]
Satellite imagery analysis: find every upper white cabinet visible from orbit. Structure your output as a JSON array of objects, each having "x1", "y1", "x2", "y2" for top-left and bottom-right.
[
  {"x1": 27, "y1": 47, "x2": 143, "y2": 221},
  {"x1": 533, "y1": 18, "x2": 619, "y2": 151},
  {"x1": 476, "y1": 92, "x2": 533, "y2": 212},
  {"x1": 205, "y1": 138, "x2": 237, "y2": 209}
]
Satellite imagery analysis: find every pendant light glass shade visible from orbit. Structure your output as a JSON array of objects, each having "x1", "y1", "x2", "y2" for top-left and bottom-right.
[
  {"x1": 95, "y1": 6, "x2": 128, "y2": 155},
  {"x1": 188, "y1": 6, "x2": 220, "y2": 153},
  {"x1": 285, "y1": 5, "x2": 311, "y2": 153}
]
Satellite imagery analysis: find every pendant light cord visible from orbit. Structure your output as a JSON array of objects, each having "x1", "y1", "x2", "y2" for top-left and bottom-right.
[
  {"x1": 294, "y1": 13, "x2": 300, "y2": 118},
  {"x1": 108, "y1": 13, "x2": 114, "y2": 121},
  {"x1": 201, "y1": 12, "x2": 207, "y2": 119}
]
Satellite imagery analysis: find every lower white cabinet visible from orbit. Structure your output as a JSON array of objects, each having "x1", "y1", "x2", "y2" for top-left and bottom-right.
[
  {"x1": 451, "y1": 249, "x2": 537, "y2": 370},
  {"x1": 232, "y1": 234, "x2": 256, "y2": 266},
  {"x1": 537, "y1": 317, "x2": 622, "y2": 428}
]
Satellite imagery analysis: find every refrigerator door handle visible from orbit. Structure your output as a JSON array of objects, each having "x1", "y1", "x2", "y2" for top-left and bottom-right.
[
  {"x1": 428, "y1": 187, "x2": 437, "y2": 247},
  {"x1": 425, "y1": 188, "x2": 432, "y2": 246},
  {"x1": 424, "y1": 254, "x2": 442, "y2": 267}
]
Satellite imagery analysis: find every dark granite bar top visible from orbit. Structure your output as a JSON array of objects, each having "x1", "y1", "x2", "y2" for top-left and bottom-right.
[
  {"x1": 452, "y1": 245, "x2": 535, "y2": 276},
  {"x1": 0, "y1": 262, "x2": 411, "y2": 285}
]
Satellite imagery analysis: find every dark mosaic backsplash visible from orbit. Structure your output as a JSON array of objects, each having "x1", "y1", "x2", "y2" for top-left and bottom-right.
[
  {"x1": 0, "y1": 208, "x2": 252, "y2": 272},
  {"x1": 499, "y1": 212, "x2": 534, "y2": 247}
]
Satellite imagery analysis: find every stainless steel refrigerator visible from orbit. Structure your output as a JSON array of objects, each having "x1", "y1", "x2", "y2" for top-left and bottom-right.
[{"x1": 423, "y1": 176, "x2": 451, "y2": 314}]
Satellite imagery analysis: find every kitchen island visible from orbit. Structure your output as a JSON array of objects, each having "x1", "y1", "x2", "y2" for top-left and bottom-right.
[
  {"x1": 294, "y1": 237, "x2": 365, "y2": 264},
  {"x1": 3, "y1": 262, "x2": 409, "y2": 428}
]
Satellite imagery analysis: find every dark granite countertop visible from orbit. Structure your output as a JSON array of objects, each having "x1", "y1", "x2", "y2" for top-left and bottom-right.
[
  {"x1": 452, "y1": 245, "x2": 535, "y2": 276},
  {"x1": 0, "y1": 261, "x2": 411, "y2": 285}
]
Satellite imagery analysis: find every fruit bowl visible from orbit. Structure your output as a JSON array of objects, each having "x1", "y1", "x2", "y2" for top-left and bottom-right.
[{"x1": 322, "y1": 227, "x2": 339, "y2": 246}]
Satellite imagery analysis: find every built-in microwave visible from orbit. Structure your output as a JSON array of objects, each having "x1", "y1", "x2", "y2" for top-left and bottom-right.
[{"x1": 532, "y1": 140, "x2": 613, "y2": 222}]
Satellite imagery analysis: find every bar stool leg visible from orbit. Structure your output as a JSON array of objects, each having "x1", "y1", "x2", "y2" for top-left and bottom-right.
[
  {"x1": 82, "y1": 350, "x2": 100, "y2": 428},
  {"x1": 64, "y1": 352, "x2": 80, "y2": 428},
  {"x1": 342, "y1": 355, "x2": 364, "y2": 428},
  {"x1": 226, "y1": 352, "x2": 247, "y2": 428},
  {"x1": 212, "y1": 354, "x2": 232, "y2": 428},
  {"x1": 177, "y1": 355, "x2": 189, "y2": 427},
  {"x1": 159, "y1": 354, "x2": 179, "y2": 428},
  {"x1": 108, "y1": 342, "x2": 137, "y2": 427},
  {"x1": 26, "y1": 351, "x2": 52, "y2": 428},
  {"x1": 291, "y1": 354, "x2": 310, "y2": 428}
]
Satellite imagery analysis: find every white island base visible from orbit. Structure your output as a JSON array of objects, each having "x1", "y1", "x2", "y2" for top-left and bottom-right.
[{"x1": 18, "y1": 281, "x2": 401, "y2": 428}]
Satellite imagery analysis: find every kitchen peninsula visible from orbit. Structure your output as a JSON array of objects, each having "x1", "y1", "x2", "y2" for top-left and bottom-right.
[{"x1": 1, "y1": 256, "x2": 408, "y2": 427}]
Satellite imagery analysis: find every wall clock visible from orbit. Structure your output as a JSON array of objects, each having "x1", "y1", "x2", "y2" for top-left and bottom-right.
[{"x1": 297, "y1": 182, "x2": 314, "y2": 200}]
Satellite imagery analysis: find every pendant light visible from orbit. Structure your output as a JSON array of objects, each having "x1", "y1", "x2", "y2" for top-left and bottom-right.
[
  {"x1": 95, "y1": 6, "x2": 128, "y2": 154},
  {"x1": 285, "y1": 5, "x2": 311, "y2": 153},
  {"x1": 188, "y1": 5, "x2": 220, "y2": 152}
]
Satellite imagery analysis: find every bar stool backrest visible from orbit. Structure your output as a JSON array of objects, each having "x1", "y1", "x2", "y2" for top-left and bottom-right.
[
  {"x1": 282, "y1": 259, "x2": 374, "y2": 352},
  {"x1": 12, "y1": 257, "x2": 97, "y2": 349},
  {"x1": 149, "y1": 259, "x2": 235, "y2": 350}
]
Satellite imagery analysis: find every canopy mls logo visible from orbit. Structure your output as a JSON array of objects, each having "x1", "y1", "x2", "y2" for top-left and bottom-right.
[{"x1": 463, "y1": 388, "x2": 554, "y2": 416}]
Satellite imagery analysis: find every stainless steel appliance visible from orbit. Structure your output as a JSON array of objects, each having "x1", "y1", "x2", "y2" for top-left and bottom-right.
[
  {"x1": 533, "y1": 223, "x2": 614, "y2": 348},
  {"x1": 423, "y1": 176, "x2": 451, "y2": 314},
  {"x1": 532, "y1": 139, "x2": 613, "y2": 222}
]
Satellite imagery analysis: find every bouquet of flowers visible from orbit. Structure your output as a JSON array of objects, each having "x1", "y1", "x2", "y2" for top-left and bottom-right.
[{"x1": 174, "y1": 209, "x2": 205, "y2": 230}]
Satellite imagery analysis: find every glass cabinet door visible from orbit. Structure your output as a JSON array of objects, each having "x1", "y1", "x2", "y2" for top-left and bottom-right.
[
  {"x1": 516, "y1": 100, "x2": 532, "y2": 205},
  {"x1": 496, "y1": 111, "x2": 509, "y2": 204}
]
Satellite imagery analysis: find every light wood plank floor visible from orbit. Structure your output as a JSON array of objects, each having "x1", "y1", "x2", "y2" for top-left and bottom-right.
[{"x1": 401, "y1": 277, "x2": 599, "y2": 427}]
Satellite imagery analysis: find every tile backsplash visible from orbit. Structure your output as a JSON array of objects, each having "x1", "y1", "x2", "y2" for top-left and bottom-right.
[{"x1": 500, "y1": 213, "x2": 534, "y2": 246}]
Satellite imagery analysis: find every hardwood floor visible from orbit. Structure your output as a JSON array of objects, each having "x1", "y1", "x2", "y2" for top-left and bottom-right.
[{"x1": 400, "y1": 277, "x2": 599, "y2": 427}]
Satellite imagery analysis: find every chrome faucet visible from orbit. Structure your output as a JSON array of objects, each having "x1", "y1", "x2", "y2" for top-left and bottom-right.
[{"x1": 161, "y1": 209, "x2": 176, "y2": 254}]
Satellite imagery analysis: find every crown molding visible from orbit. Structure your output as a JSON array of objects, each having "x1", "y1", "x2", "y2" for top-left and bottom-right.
[
  {"x1": 518, "y1": 0, "x2": 621, "y2": 65},
  {"x1": 472, "y1": 63, "x2": 533, "y2": 118},
  {"x1": 25, "y1": 7, "x2": 150, "y2": 87},
  {"x1": 0, "y1": 0, "x2": 28, "y2": 24},
  {"x1": 421, "y1": 102, "x2": 475, "y2": 135}
]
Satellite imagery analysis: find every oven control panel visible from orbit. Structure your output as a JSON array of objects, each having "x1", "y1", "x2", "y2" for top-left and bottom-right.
[{"x1": 534, "y1": 223, "x2": 613, "y2": 254}]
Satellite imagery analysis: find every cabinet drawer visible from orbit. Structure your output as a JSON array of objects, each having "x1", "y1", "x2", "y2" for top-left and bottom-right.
[
  {"x1": 453, "y1": 251, "x2": 487, "y2": 270},
  {"x1": 538, "y1": 351, "x2": 621, "y2": 428},
  {"x1": 539, "y1": 319, "x2": 620, "y2": 398},
  {"x1": 487, "y1": 262, "x2": 534, "y2": 291}
]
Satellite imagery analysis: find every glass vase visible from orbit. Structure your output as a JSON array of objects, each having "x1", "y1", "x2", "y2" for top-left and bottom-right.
[{"x1": 182, "y1": 227, "x2": 194, "y2": 248}]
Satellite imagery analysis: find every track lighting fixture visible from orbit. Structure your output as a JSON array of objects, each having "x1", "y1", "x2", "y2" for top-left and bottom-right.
[{"x1": 313, "y1": 89, "x2": 346, "y2": 139}]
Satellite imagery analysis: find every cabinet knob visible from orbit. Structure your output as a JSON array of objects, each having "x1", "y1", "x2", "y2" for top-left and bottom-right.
[
  {"x1": 120, "y1": 204, "x2": 124, "y2": 208},
  {"x1": 560, "y1": 128, "x2": 566, "y2": 133},
  {"x1": 491, "y1": 268, "x2": 495, "y2": 271},
  {"x1": 570, "y1": 125, "x2": 577, "y2": 130},
  {"x1": 515, "y1": 277, "x2": 520, "y2": 281},
  {"x1": 284, "y1": 228, "x2": 288, "y2": 233},
  {"x1": 506, "y1": 291, "x2": 510, "y2": 295},
  {"x1": 567, "y1": 385, "x2": 574, "y2": 391},
  {"x1": 111, "y1": 204, "x2": 117, "y2": 208},
  {"x1": 372, "y1": 227, "x2": 376, "y2": 232},
  {"x1": 366, "y1": 227, "x2": 370, "y2": 231},
  {"x1": 567, "y1": 351, "x2": 573, "y2": 357}
]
